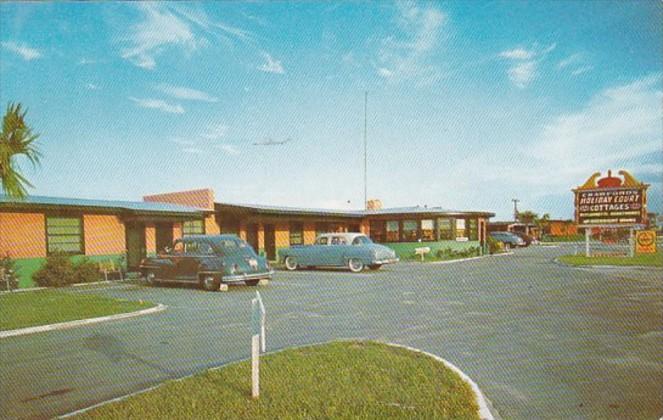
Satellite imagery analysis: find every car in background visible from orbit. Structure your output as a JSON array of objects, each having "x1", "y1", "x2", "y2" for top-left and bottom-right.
[
  {"x1": 514, "y1": 232, "x2": 535, "y2": 247},
  {"x1": 490, "y1": 231, "x2": 526, "y2": 250},
  {"x1": 139, "y1": 234, "x2": 273, "y2": 291},
  {"x1": 279, "y1": 233, "x2": 399, "y2": 272}
]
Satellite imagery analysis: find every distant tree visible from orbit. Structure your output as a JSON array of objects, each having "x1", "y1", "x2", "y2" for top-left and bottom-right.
[
  {"x1": 537, "y1": 213, "x2": 551, "y2": 236},
  {"x1": 516, "y1": 210, "x2": 538, "y2": 225},
  {"x1": 0, "y1": 103, "x2": 40, "y2": 198}
]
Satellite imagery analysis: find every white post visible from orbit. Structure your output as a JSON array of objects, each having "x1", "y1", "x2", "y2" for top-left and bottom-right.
[
  {"x1": 585, "y1": 228, "x2": 591, "y2": 257},
  {"x1": 251, "y1": 333, "x2": 260, "y2": 399},
  {"x1": 629, "y1": 228, "x2": 635, "y2": 258}
]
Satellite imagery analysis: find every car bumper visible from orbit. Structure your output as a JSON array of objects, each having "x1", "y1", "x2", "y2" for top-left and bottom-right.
[
  {"x1": 373, "y1": 258, "x2": 399, "y2": 265},
  {"x1": 223, "y1": 270, "x2": 274, "y2": 283}
]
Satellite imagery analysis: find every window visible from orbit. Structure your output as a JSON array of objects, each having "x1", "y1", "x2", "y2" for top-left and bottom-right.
[
  {"x1": 401, "y1": 220, "x2": 418, "y2": 242},
  {"x1": 315, "y1": 222, "x2": 329, "y2": 237},
  {"x1": 369, "y1": 220, "x2": 385, "y2": 243},
  {"x1": 438, "y1": 218, "x2": 454, "y2": 240},
  {"x1": 46, "y1": 216, "x2": 83, "y2": 254},
  {"x1": 421, "y1": 219, "x2": 435, "y2": 241},
  {"x1": 289, "y1": 222, "x2": 303, "y2": 245},
  {"x1": 455, "y1": 219, "x2": 467, "y2": 239},
  {"x1": 184, "y1": 240, "x2": 200, "y2": 254},
  {"x1": 183, "y1": 220, "x2": 204, "y2": 236},
  {"x1": 316, "y1": 236, "x2": 329, "y2": 245},
  {"x1": 468, "y1": 219, "x2": 478, "y2": 241},
  {"x1": 385, "y1": 221, "x2": 399, "y2": 242},
  {"x1": 331, "y1": 236, "x2": 347, "y2": 245}
]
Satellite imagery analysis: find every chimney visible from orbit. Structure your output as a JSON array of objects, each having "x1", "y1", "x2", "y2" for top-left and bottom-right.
[{"x1": 366, "y1": 199, "x2": 382, "y2": 210}]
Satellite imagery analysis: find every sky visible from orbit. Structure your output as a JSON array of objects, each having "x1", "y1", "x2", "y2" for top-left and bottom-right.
[{"x1": 1, "y1": 1, "x2": 661, "y2": 220}]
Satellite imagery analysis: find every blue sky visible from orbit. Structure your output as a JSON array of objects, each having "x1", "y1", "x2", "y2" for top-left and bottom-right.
[{"x1": 1, "y1": 1, "x2": 661, "y2": 220}]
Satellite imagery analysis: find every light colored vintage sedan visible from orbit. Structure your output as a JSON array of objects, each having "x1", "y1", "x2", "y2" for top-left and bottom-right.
[{"x1": 279, "y1": 233, "x2": 399, "y2": 272}]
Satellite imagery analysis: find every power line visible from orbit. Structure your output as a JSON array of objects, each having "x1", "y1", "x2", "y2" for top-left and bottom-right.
[{"x1": 363, "y1": 91, "x2": 368, "y2": 210}]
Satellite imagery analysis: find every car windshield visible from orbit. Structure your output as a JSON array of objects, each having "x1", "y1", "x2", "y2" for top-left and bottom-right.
[
  {"x1": 211, "y1": 237, "x2": 256, "y2": 256},
  {"x1": 352, "y1": 236, "x2": 373, "y2": 245}
]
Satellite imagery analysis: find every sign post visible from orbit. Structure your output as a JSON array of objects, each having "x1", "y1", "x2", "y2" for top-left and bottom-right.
[{"x1": 251, "y1": 291, "x2": 266, "y2": 399}]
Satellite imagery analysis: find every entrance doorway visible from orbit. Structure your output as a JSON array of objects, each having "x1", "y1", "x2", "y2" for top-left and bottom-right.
[
  {"x1": 264, "y1": 224, "x2": 276, "y2": 261},
  {"x1": 155, "y1": 223, "x2": 173, "y2": 253},
  {"x1": 125, "y1": 222, "x2": 146, "y2": 271},
  {"x1": 247, "y1": 223, "x2": 260, "y2": 254}
]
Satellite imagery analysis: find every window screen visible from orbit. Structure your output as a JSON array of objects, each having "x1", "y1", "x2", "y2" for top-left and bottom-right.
[{"x1": 46, "y1": 216, "x2": 83, "y2": 254}]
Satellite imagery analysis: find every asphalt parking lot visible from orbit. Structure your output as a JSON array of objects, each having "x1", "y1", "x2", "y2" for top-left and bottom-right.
[{"x1": 1, "y1": 246, "x2": 661, "y2": 419}]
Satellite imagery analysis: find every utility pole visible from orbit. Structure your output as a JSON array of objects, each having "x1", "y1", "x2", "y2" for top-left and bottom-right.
[
  {"x1": 363, "y1": 91, "x2": 368, "y2": 210},
  {"x1": 512, "y1": 198, "x2": 520, "y2": 222}
]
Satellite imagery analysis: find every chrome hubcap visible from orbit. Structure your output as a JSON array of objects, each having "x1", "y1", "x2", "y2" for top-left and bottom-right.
[
  {"x1": 286, "y1": 257, "x2": 297, "y2": 270},
  {"x1": 204, "y1": 276, "x2": 215, "y2": 288},
  {"x1": 349, "y1": 259, "x2": 362, "y2": 271}
]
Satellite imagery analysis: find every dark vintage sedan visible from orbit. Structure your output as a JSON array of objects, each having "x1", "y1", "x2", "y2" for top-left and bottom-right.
[{"x1": 139, "y1": 234, "x2": 273, "y2": 291}]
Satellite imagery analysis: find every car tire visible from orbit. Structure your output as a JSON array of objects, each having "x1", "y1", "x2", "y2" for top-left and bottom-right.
[
  {"x1": 284, "y1": 256, "x2": 298, "y2": 271},
  {"x1": 368, "y1": 264, "x2": 382, "y2": 270},
  {"x1": 145, "y1": 270, "x2": 157, "y2": 286},
  {"x1": 246, "y1": 279, "x2": 259, "y2": 286},
  {"x1": 200, "y1": 274, "x2": 221, "y2": 292},
  {"x1": 348, "y1": 258, "x2": 364, "y2": 273}
]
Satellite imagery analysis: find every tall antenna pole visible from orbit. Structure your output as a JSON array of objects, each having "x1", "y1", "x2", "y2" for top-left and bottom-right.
[
  {"x1": 363, "y1": 91, "x2": 368, "y2": 210},
  {"x1": 512, "y1": 198, "x2": 520, "y2": 221}
]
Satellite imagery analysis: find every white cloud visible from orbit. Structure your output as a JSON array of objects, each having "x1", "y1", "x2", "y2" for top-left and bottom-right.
[
  {"x1": 571, "y1": 65, "x2": 593, "y2": 76},
  {"x1": 182, "y1": 147, "x2": 204, "y2": 154},
  {"x1": 216, "y1": 144, "x2": 239, "y2": 155},
  {"x1": 508, "y1": 61, "x2": 537, "y2": 89},
  {"x1": 129, "y1": 97, "x2": 185, "y2": 114},
  {"x1": 156, "y1": 84, "x2": 218, "y2": 102},
  {"x1": 202, "y1": 123, "x2": 228, "y2": 140},
  {"x1": 121, "y1": 3, "x2": 206, "y2": 70},
  {"x1": 1, "y1": 41, "x2": 41, "y2": 61},
  {"x1": 447, "y1": 74, "x2": 662, "y2": 213},
  {"x1": 500, "y1": 48, "x2": 534, "y2": 60},
  {"x1": 499, "y1": 43, "x2": 556, "y2": 88},
  {"x1": 258, "y1": 52, "x2": 284, "y2": 74},
  {"x1": 85, "y1": 83, "x2": 99, "y2": 90},
  {"x1": 557, "y1": 53, "x2": 581, "y2": 69},
  {"x1": 377, "y1": 2, "x2": 446, "y2": 84}
]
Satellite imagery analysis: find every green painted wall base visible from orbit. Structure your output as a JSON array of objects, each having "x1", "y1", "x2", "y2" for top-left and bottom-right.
[
  {"x1": 383, "y1": 241, "x2": 481, "y2": 259},
  {"x1": 12, "y1": 254, "x2": 125, "y2": 288}
]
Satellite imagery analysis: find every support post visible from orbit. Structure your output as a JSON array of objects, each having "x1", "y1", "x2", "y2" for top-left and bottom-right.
[
  {"x1": 585, "y1": 228, "x2": 591, "y2": 257},
  {"x1": 251, "y1": 333, "x2": 260, "y2": 399},
  {"x1": 629, "y1": 228, "x2": 635, "y2": 258}
]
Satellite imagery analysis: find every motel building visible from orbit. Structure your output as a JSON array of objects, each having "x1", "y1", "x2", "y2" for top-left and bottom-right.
[{"x1": 1, "y1": 189, "x2": 494, "y2": 287}]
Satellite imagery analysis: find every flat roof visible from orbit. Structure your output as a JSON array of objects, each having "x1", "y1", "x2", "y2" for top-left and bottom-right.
[
  {"x1": 0, "y1": 195, "x2": 209, "y2": 217},
  {"x1": 217, "y1": 202, "x2": 494, "y2": 218}
]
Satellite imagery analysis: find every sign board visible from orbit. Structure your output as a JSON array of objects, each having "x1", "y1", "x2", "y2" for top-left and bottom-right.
[
  {"x1": 635, "y1": 230, "x2": 656, "y2": 254},
  {"x1": 573, "y1": 170, "x2": 648, "y2": 227}
]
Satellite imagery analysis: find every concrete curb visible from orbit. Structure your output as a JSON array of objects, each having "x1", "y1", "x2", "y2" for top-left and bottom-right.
[
  {"x1": 1, "y1": 279, "x2": 133, "y2": 295},
  {"x1": 429, "y1": 251, "x2": 514, "y2": 265},
  {"x1": 382, "y1": 342, "x2": 497, "y2": 420},
  {"x1": 0, "y1": 303, "x2": 166, "y2": 339},
  {"x1": 61, "y1": 339, "x2": 496, "y2": 419},
  {"x1": 552, "y1": 257, "x2": 663, "y2": 271}
]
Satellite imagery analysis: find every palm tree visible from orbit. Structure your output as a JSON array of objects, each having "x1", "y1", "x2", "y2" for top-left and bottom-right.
[{"x1": 0, "y1": 103, "x2": 40, "y2": 199}]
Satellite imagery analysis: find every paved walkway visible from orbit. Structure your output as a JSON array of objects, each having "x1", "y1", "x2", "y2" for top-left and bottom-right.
[{"x1": 1, "y1": 246, "x2": 661, "y2": 418}]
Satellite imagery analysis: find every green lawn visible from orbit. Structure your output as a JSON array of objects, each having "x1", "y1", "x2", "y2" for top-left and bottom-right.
[
  {"x1": 0, "y1": 289, "x2": 154, "y2": 331},
  {"x1": 558, "y1": 251, "x2": 662, "y2": 267},
  {"x1": 77, "y1": 341, "x2": 480, "y2": 419}
]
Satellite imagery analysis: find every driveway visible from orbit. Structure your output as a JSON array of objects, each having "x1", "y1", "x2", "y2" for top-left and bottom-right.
[{"x1": 1, "y1": 246, "x2": 661, "y2": 419}]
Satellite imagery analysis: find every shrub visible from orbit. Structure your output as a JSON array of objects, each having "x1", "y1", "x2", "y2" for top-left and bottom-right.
[
  {"x1": 32, "y1": 251, "x2": 75, "y2": 287},
  {"x1": 487, "y1": 237, "x2": 504, "y2": 254},
  {"x1": 73, "y1": 258, "x2": 101, "y2": 284},
  {"x1": 0, "y1": 253, "x2": 19, "y2": 291}
]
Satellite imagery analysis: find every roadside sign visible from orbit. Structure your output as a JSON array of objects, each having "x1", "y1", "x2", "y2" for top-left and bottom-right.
[{"x1": 635, "y1": 230, "x2": 656, "y2": 254}]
